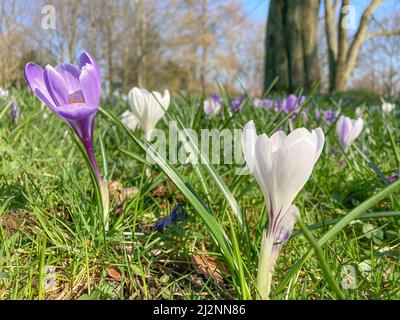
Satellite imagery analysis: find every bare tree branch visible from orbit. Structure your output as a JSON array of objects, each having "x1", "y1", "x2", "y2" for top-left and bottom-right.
[{"x1": 366, "y1": 29, "x2": 400, "y2": 39}]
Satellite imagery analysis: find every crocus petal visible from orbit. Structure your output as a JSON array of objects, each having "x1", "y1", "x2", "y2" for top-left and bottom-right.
[
  {"x1": 129, "y1": 87, "x2": 146, "y2": 119},
  {"x1": 242, "y1": 121, "x2": 258, "y2": 173},
  {"x1": 80, "y1": 63, "x2": 100, "y2": 107},
  {"x1": 253, "y1": 134, "x2": 273, "y2": 210},
  {"x1": 25, "y1": 63, "x2": 56, "y2": 109},
  {"x1": 285, "y1": 94, "x2": 297, "y2": 112},
  {"x1": 56, "y1": 103, "x2": 98, "y2": 121},
  {"x1": 274, "y1": 204, "x2": 300, "y2": 244},
  {"x1": 269, "y1": 131, "x2": 286, "y2": 153},
  {"x1": 79, "y1": 51, "x2": 100, "y2": 78},
  {"x1": 348, "y1": 118, "x2": 363, "y2": 145},
  {"x1": 271, "y1": 134, "x2": 317, "y2": 214},
  {"x1": 55, "y1": 63, "x2": 81, "y2": 93},
  {"x1": 121, "y1": 110, "x2": 138, "y2": 131},
  {"x1": 336, "y1": 116, "x2": 352, "y2": 148},
  {"x1": 43, "y1": 65, "x2": 70, "y2": 106},
  {"x1": 311, "y1": 128, "x2": 325, "y2": 163}
]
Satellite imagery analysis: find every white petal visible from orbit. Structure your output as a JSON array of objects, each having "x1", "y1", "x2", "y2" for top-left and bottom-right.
[
  {"x1": 269, "y1": 130, "x2": 286, "y2": 153},
  {"x1": 254, "y1": 134, "x2": 273, "y2": 210},
  {"x1": 274, "y1": 204, "x2": 300, "y2": 244},
  {"x1": 348, "y1": 118, "x2": 363, "y2": 145},
  {"x1": 311, "y1": 127, "x2": 325, "y2": 163},
  {"x1": 121, "y1": 110, "x2": 138, "y2": 131},
  {"x1": 271, "y1": 135, "x2": 317, "y2": 214}
]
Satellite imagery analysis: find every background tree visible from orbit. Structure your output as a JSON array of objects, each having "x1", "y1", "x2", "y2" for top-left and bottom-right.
[
  {"x1": 324, "y1": 0, "x2": 400, "y2": 92},
  {"x1": 264, "y1": 0, "x2": 320, "y2": 93}
]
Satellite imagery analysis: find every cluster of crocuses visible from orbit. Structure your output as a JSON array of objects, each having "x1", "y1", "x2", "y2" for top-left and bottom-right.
[
  {"x1": 315, "y1": 108, "x2": 340, "y2": 123},
  {"x1": 201, "y1": 93, "x2": 246, "y2": 117},
  {"x1": 23, "y1": 51, "x2": 368, "y2": 300}
]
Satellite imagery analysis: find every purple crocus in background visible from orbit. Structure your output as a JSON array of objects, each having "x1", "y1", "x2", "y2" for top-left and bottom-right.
[
  {"x1": 387, "y1": 173, "x2": 399, "y2": 183},
  {"x1": 24, "y1": 51, "x2": 109, "y2": 230},
  {"x1": 275, "y1": 98, "x2": 284, "y2": 111},
  {"x1": 10, "y1": 99, "x2": 20, "y2": 121},
  {"x1": 325, "y1": 109, "x2": 340, "y2": 123},
  {"x1": 283, "y1": 94, "x2": 306, "y2": 114},
  {"x1": 253, "y1": 98, "x2": 263, "y2": 108},
  {"x1": 262, "y1": 98, "x2": 274, "y2": 109},
  {"x1": 204, "y1": 93, "x2": 223, "y2": 118},
  {"x1": 336, "y1": 116, "x2": 364, "y2": 153},
  {"x1": 231, "y1": 96, "x2": 244, "y2": 112},
  {"x1": 315, "y1": 109, "x2": 322, "y2": 121}
]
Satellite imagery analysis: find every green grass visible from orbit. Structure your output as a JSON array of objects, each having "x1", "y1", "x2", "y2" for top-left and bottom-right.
[{"x1": 0, "y1": 90, "x2": 399, "y2": 300}]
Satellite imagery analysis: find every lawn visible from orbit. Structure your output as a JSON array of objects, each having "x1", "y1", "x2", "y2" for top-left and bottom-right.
[{"x1": 0, "y1": 88, "x2": 399, "y2": 300}]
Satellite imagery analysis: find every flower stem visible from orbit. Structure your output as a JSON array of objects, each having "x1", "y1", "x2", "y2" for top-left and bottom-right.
[
  {"x1": 84, "y1": 141, "x2": 109, "y2": 231},
  {"x1": 256, "y1": 229, "x2": 273, "y2": 300}
]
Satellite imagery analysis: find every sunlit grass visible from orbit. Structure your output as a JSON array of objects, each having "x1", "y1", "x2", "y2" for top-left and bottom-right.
[{"x1": 0, "y1": 90, "x2": 399, "y2": 300}]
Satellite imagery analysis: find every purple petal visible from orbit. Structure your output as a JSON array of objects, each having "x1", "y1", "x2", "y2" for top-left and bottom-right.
[
  {"x1": 24, "y1": 63, "x2": 55, "y2": 106},
  {"x1": 55, "y1": 63, "x2": 81, "y2": 93},
  {"x1": 44, "y1": 65, "x2": 70, "y2": 106},
  {"x1": 56, "y1": 103, "x2": 98, "y2": 121},
  {"x1": 79, "y1": 64, "x2": 100, "y2": 107},
  {"x1": 340, "y1": 118, "x2": 351, "y2": 146},
  {"x1": 285, "y1": 94, "x2": 297, "y2": 112},
  {"x1": 79, "y1": 51, "x2": 100, "y2": 79}
]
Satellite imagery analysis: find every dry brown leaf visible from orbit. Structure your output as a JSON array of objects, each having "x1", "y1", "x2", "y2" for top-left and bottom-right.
[
  {"x1": 109, "y1": 181, "x2": 139, "y2": 205},
  {"x1": 107, "y1": 268, "x2": 121, "y2": 281},
  {"x1": 191, "y1": 244, "x2": 226, "y2": 284}
]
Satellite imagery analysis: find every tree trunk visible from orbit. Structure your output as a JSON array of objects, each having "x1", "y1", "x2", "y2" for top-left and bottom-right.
[
  {"x1": 285, "y1": 1, "x2": 304, "y2": 91},
  {"x1": 264, "y1": 0, "x2": 289, "y2": 92},
  {"x1": 264, "y1": 0, "x2": 320, "y2": 93},
  {"x1": 302, "y1": 0, "x2": 320, "y2": 91}
]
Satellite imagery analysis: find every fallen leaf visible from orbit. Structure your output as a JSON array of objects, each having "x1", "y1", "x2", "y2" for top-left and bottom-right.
[
  {"x1": 191, "y1": 244, "x2": 227, "y2": 284},
  {"x1": 107, "y1": 268, "x2": 121, "y2": 281}
]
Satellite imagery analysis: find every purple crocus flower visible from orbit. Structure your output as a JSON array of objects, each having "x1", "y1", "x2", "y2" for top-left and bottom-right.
[
  {"x1": 284, "y1": 94, "x2": 298, "y2": 113},
  {"x1": 262, "y1": 98, "x2": 274, "y2": 109},
  {"x1": 24, "y1": 51, "x2": 101, "y2": 181},
  {"x1": 387, "y1": 173, "x2": 399, "y2": 183},
  {"x1": 10, "y1": 99, "x2": 20, "y2": 121},
  {"x1": 204, "y1": 93, "x2": 223, "y2": 118},
  {"x1": 297, "y1": 95, "x2": 306, "y2": 105},
  {"x1": 336, "y1": 116, "x2": 364, "y2": 153},
  {"x1": 325, "y1": 109, "x2": 340, "y2": 123},
  {"x1": 283, "y1": 94, "x2": 305, "y2": 114},
  {"x1": 24, "y1": 51, "x2": 110, "y2": 230},
  {"x1": 231, "y1": 96, "x2": 244, "y2": 112},
  {"x1": 253, "y1": 98, "x2": 263, "y2": 108},
  {"x1": 315, "y1": 109, "x2": 322, "y2": 121},
  {"x1": 276, "y1": 98, "x2": 284, "y2": 111}
]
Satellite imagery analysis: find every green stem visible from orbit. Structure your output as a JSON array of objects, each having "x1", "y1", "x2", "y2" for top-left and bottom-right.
[
  {"x1": 256, "y1": 229, "x2": 273, "y2": 300},
  {"x1": 298, "y1": 220, "x2": 345, "y2": 300}
]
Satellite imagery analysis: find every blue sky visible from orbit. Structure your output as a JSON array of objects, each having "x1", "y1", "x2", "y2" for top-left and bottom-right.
[{"x1": 241, "y1": 0, "x2": 399, "y2": 25}]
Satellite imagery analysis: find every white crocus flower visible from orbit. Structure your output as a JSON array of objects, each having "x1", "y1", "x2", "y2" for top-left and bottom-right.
[
  {"x1": 128, "y1": 87, "x2": 170, "y2": 140},
  {"x1": 381, "y1": 102, "x2": 395, "y2": 113},
  {"x1": 120, "y1": 110, "x2": 138, "y2": 131},
  {"x1": 336, "y1": 116, "x2": 363, "y2": 153},
  {"x1": 242, "y1": 120, "x2": 324, "y2": 299}
]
